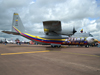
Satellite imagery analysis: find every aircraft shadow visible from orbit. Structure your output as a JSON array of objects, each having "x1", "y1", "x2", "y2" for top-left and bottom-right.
[
  {"x1": 95, "y1": 54, "x2": 100, "y2": 57},
  {"x1": 45, "y1": 48, "x2": 61, "y2": 51}
]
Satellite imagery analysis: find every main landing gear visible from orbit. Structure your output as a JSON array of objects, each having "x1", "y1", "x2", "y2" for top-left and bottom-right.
[{"x1": 51, "y1": 44, "x2": 61, "y2": 48}]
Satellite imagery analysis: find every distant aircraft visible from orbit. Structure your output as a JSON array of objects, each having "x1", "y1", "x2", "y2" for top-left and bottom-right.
[
  {"x1": 2, "y1": 13, "x2": 98, "y2": 48},
  {"x1": 6, "y1": 40, "x2": 14, "y2": 44}
]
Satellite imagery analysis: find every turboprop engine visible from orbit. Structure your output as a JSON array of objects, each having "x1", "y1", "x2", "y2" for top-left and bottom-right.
[{"x1": 43, "y1": 21, "x2": 77, "y2": 36}]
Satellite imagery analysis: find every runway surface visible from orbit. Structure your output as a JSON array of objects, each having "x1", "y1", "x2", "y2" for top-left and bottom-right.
[{"x1": 0, "y1": 44, "x2": 100, "y2": 75}]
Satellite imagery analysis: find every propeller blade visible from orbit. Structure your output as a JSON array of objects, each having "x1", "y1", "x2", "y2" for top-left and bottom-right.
[{"x1": 73, "y1": 27, "x2": 77, "y2": 34}]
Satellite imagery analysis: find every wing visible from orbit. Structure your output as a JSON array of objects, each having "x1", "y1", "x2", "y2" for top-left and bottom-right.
[{"x1": 43, "y1": 21, "x2": 61, "y2": 35}]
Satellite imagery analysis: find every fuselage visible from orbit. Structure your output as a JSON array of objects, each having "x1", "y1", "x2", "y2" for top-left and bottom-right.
[{"x1": 13, "y1": 26, "x2": 98, "y2": 46}]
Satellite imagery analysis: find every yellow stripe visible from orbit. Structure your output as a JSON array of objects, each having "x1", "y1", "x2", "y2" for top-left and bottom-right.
[
  {"x1": 24, "y1": 33, "x2": 37, "y2": 38},
  {"x1": 1, "y1": 50, "x2": 50, "y2": 55},
  {"x1": 13, "y1": 27, "x2": 65, "y2": 41},
  {"x1": 2, "y1": 50, "x2": 100, "y2": 57},
  {"x1": 13, "y1": 26, "x2": 21, "y2": 33},
  {"x1": 14, "y1": 13, "x2": 18, "y2": 15},
  {"x1": 24, "y1": 33, "x2": 65, "y2": 41},
  {"x1": 15, "y1": 19, "x2": 18, "y2": 21}
]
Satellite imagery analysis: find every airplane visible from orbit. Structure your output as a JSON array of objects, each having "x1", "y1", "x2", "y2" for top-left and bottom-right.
[
  {"x1": 6, "y1": 40, "x2": 14, "y2": 44},
  {"x1": 2, "y1": 13, "x2": 98, "y2": 48}
]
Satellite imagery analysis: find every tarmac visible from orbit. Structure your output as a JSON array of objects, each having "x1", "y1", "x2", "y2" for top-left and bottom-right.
[{"x1": 0, "y1": 44, "x2": 100, "y2": 75}]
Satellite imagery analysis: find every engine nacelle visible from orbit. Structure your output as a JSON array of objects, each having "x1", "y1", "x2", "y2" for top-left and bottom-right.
[
  {"x1": 55, "y1": 27, "x2": 77, "y2": 36},
  {"x1": 43, "y1": 20, "x2": 77, "y2": 36}
]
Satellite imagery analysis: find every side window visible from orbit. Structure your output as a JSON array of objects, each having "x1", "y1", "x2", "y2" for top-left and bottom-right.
[
  {"x1": 81, "y1": 38, "x2": 85, "y2": 41},
  {"x1": 76, "y1": 38, "x2": 80, "y2": 41}
]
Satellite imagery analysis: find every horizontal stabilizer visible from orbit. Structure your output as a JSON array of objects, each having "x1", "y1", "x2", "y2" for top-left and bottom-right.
[{"x1": 2, "y1": 31, "x2": 20, "y2": 35}]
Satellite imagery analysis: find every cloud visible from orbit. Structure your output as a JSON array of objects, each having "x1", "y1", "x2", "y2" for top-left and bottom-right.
[
  {"x1": 0, "y1": 0, "x2": 100, "y2": 41},
  {"x1": 96, "y1": 19, "x2": 100, "y2": 30},
  {"x1": 30, "y1": 0, "x2": 97, "y2": 21},
  {"x1": 1, "y1": 0, "x2": 31, "y2": 9}
]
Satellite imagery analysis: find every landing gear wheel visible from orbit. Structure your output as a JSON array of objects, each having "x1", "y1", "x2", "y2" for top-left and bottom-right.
[
  {"x1": 57, "y1": 46, "x2": 61, "y2": 48},
  {"x1": 51, "y1": 45, "x2": 55, "y2": 48}
]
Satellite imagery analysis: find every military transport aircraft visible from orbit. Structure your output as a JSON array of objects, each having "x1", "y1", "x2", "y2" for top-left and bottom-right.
[{"x1": 2, "y1": 13, "x2": 98, "y2": 48}]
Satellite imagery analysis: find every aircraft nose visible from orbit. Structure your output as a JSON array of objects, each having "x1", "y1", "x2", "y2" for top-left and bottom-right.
[
  {"x1": 86, "y1": 37, "x2": 96, "y2": 44},
  {"x1": 94, "y1": 39, "x2": 98, "y2": 42}
]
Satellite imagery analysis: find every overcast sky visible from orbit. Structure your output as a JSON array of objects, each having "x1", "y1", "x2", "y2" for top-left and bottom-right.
[{"x1": 0, "y1": 0, "x2": 100, "y2": 41}]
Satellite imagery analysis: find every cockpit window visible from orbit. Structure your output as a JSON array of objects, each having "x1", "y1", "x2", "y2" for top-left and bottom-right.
[{"x1": 89, "y1": 34, "x2": 93, "y2": 37}]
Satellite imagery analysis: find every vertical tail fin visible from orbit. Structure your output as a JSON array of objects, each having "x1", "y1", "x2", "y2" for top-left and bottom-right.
[{"x1": 12, "y1": 13, "x2": 25, "y2": 33}]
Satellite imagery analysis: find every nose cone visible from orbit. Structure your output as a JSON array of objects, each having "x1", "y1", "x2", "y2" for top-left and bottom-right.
[
  {"x1": 86, "y1": 37, "x2": 95, "y2": 44},
  {"x1": 94, "y1": 39, "x2": 98, "y2": 42}
]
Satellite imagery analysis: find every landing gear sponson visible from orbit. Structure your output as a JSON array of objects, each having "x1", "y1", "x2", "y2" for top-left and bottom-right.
[{"x1": 51, "y1": 44, "x2": 61, "y2": 48}]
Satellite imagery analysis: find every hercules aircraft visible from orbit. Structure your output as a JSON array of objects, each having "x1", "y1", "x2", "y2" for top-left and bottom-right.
[{"x1": 2, "y1": 13, "x2": 98, "y2": 48}]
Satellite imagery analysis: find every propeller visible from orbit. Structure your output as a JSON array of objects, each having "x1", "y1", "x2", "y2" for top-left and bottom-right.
[{"x1": 73, "y1": 27, "x2": 77, "y2": 34}]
